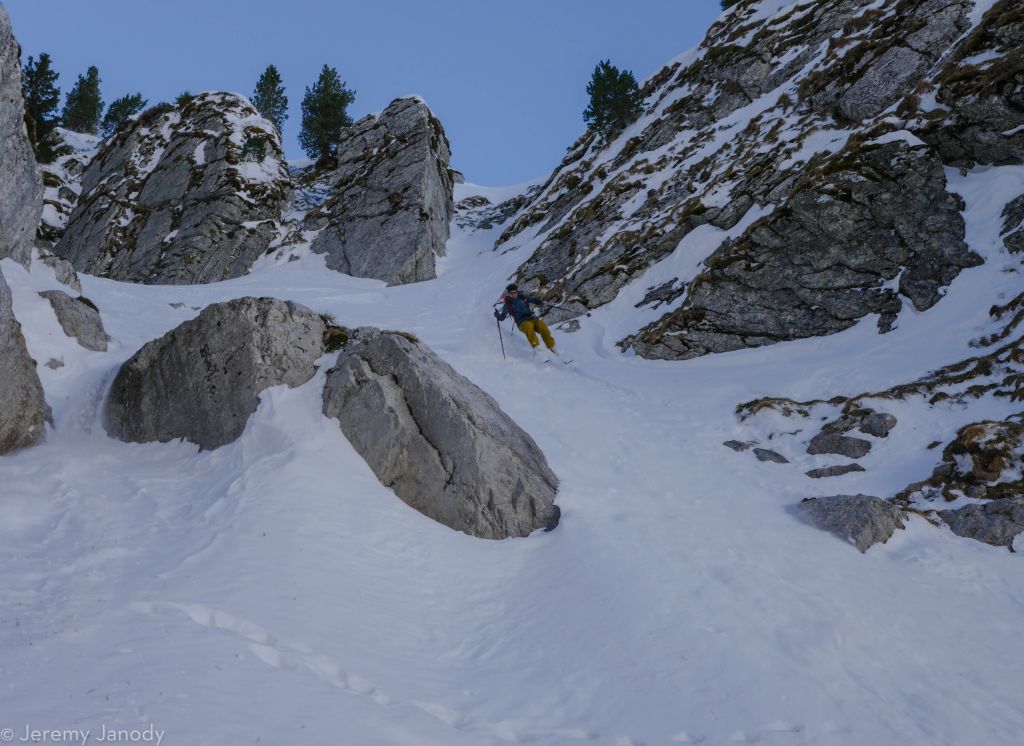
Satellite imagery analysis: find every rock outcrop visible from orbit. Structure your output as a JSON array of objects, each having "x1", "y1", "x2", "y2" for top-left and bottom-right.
[
  {"x1": 0, "y1": 5, "x2": 43, "y2": 267},
  {"x1": 54, "y1": 93, "x2": 291, "y2": 284},
  {"x1": 897, "y1": 417, "x2": 1024, "y2": 548},
  {"x1": 105, "y1": 297, "x2": 325, "y2": 450},
  {"x1": 493, "y1": 0, "x2": 1016, "y2": 360},
  {"x1": 322, "y1": 327, "x2": 560, "y2": 539},
  {"x1": 630, "y1": 139, "x2": 978, "y2": 359},
  {"x1": 304, "y1": 97, "x2": 454, "y2": 285},
  {"x1": 736, "y1": 291, "x2": 1024, "y2": 550},
  {"x1": 911, "y1": 0, "x2": 1024, "y2": 167},
  {"x1": 795, "y1": 494, "x2": 905, "y2": 552},
  {"x1": 0, "y1": 268, "x2": 51, "y2": 453},
  {"x1": 38, "y1": 290, "x2": 110, "y2": 351}
]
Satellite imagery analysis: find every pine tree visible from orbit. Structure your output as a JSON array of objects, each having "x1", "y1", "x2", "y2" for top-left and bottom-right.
[
  {"x1": 175, "y1": 91, "x2": 196, "y2": 109},
  {"x1": 582, "y1": 60, "x2": 644, "y2": 142},
  {"x1": 101, "y1": 93, "x2": 148, "y2": 137},
  {"x1": 252, "y1": 64, "x2": 288, "y2": 133},
  {"x1": 61, "y1": 66, "x2": 103, "y2": 135},
  {"x1": 22, "y1": 53, "x2": 61, "y2": 162},
  {"x1": 299, "y1": 65, "x2": 355, "y2": 162},
  {"x1": 721, "y1": 0, "x2": 741, "y2": 8}
]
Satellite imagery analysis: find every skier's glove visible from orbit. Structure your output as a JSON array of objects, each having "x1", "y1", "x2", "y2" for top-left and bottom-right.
[{"x1": 493, "y1": 309, "x2": 501, "y2": 319}]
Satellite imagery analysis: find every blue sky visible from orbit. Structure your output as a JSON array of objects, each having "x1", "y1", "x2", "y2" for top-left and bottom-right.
[{"x1": 5, "y1": 0, "x2": 722, "y2": 185}]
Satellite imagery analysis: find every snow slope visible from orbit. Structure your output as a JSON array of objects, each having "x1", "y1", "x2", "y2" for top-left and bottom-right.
[{"x1": 2, "y1": 164, "x2": 1024, "y2": 745}]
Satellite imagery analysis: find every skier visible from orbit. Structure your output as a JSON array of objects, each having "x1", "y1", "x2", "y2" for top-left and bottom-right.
[{"x1": 494, "y1": 283, "x2": 558, "y2": 357}]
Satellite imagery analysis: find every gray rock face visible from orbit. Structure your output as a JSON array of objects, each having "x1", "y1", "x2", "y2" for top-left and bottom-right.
[
  {"x1": 306, "y1": 97, "x2": 454, "y2": 285},
  {"x1": 0, "y1": 6, "x2": 43, "y2": 267},
  {"x1": 106, "y1": 297, "x2": 325, "y2": 450},
  {"x1": 54, "y1": 93, "x2": 291, "y2": 284},
  {"x1": 38, "y1": 290, "x2": 109, "y2": 351},
  {"x1": 0, "y1": 268, "x2": 51, "y2": 453},
  {"x1": 808, "y1": 432, "x2": 872, "y2": 459},
  {"x1": 1004, "y1": 195, "x2": 1024, "y2": 255},
  {"x1": 940, "y1": 498, "x2": 1024, "y2": 548},
  {"x1": 808, "y1": 0, "x2": 971, "y2": 123},
  {"x1": 913, "y1": 1, "x2": 1024, "y2": 167},
  {"x1": 630, "y1": 140, "x2": 978, "y2": 359},
  {"x1": 795, "y1": 494, "x2": 905, "y2": 552},
  {"x1": 322, "y1": 328, "x2": 560, "y2": 539}
]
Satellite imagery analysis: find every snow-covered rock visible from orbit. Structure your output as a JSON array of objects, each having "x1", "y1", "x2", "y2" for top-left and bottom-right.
[
  {"x1": 0, "y1": 267, "x2": 50, "y2": 453},
  {"x1": 497, "y1": 0, "x2": 1018, "y2": 360},
  {"x1": 37, "y1": 127, "x2": 101, "y2": 245},
  {"x1": 303, "y1": 97, "x2": 455, "y2": 285},
  {"x1": 795, "y1": 494, "x2": 906, "y2": 552},
  {"x1": 105, "y1": 297, "x2": 325, "y2": 450},
  {"x1": 54, "y1": 93, "x2": 291, "y2": 284},
  {"x1": 0, "y1": 5, "x2": 42, "y2": 267},
  {"x1": 322, "y1": 327, "x2": 560, "y2": 539},
  {"x1": 38, "y1": 289, "x2": 110, "y2": 352}
]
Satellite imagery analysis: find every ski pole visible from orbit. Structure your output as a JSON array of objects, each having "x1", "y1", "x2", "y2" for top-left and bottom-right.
[{"x1": 493, "y1": 306, "x2": 506, "y2": 359}]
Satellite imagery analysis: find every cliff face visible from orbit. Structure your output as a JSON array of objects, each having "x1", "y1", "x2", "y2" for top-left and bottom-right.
[
  {"x1": 54, "y1": 92, "x2": 291, "y2": 284},
  {"x1": 0, "y1": 4, "x2": 43, "y2": 267},
  {"x1": 497, "y1": 0, "x2": 1022, "y2": 360}
]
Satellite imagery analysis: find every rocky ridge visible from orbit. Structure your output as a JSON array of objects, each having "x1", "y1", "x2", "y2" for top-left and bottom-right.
[{"x1": 496, "y1": 0, "x2": 1021, "y2": 360}]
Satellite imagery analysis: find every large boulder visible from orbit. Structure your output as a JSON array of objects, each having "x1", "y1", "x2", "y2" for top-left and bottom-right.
[
  {"x1": 0, "y1": 6, "x2": 43, "y2": 267},
  {"x1": 38, "y1": 289, "x2": 110, "y2": 351},
  {"x1": 105, "y1": 297, "x2": 325, "y2": 450},
  {"x1": 0, "y1": 267, "x2": 51, "y2": 453},
  {"x1": 305, "y1": 97, "x2": 455, "y2": 285},
  {"x1": 322, "y1": 328, "x2": 560, "y2": 539},
  {"x1": 54, "y1": 93, "x2": 291, "y2": 284},
  {"x1": 795, "y1": 494, "x2": 905, "y2": 552}
]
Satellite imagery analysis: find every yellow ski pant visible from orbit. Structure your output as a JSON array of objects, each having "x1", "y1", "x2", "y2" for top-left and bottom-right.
[{"x1": 518, "y1": 319, "x2": 555, "y2": 350}]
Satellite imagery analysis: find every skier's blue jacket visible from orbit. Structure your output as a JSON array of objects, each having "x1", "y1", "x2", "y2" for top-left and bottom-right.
[{"x1": 497, "y1": 293, "x2": 544, "y2": 324}]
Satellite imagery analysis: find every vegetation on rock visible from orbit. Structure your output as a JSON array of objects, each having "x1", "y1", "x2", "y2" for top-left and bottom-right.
[
  {"x1": 582, "y1": 59, "x2": 644, "y2": 142},
  {"x1": 299, "y1": 64, "x2": 355, "y2": 162},
  {"x1": 21, "y1": 52, "x2": 61, "y2": 162},
  {"x1": 252, "y1": 64, "x2": 288, "y2": 134},
  {"x1": 101, "y1": 92, "x2": 148, "y2": 137},
  {"x1": 61, "y1": 65, "x2": 103, "y2": 135}
]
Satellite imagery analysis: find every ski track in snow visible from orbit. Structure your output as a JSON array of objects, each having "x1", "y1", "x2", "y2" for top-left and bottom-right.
[{"x1": 1, "y1": 165, "x2": 1024, "y2": 745}]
